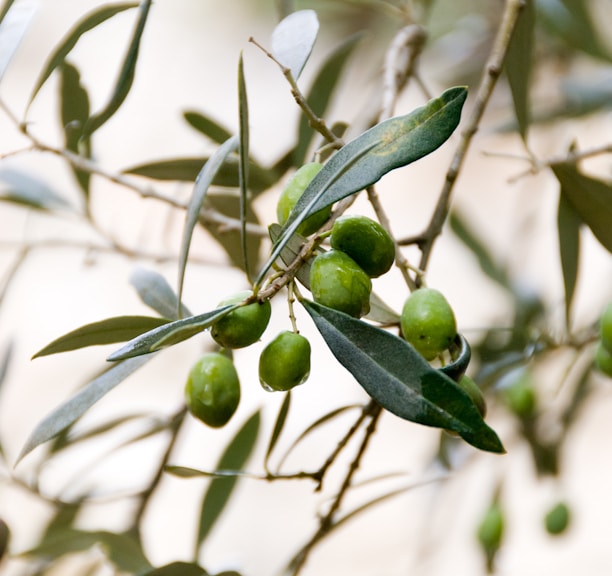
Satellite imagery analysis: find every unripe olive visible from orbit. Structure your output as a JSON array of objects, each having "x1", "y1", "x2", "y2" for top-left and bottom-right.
[
  {"x1": 259, "y1": 331, "x2": 311, "y2": 391},
  {"x1": 400, "y1": 288, "x2": 457, "y2": 360},
  {"x1": 277, "y1": 162, "x2": 330, "y2": 236},
  {"x1": 477, "y1": 502, "x2": 504, "y2": 556},
  {"x1": 330, "y1": 215, "x2": 395, "y2": 278},
  {"x1": 503, "y1": 372, "x2": 537, "y2": 417},
  {"x1": 309, "y1": 250, "x2": 372, "y2": 318},
  {"x1": 458, "y1": 375, "x2": 487, "y2": 418},
  {"x1": 211, "y1": 290, "x2": 272, "y2": 349},
  {"x1": 595, "y1": 341, "x2": 612, "y2": 377},
  {"x1": 185, "y1": 353, "x2": 240, "y2": 428},
  {"x1": 544, "y1": 501, "x2": 571, "y2": 536},
  {"x1": 600, "y1": 302, "x2": 612, "y2": 352}
]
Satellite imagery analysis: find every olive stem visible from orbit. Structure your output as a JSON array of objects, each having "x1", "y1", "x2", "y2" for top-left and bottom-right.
[{"x1": 416, "y1": 0, "x2": 528, "y2": 277}]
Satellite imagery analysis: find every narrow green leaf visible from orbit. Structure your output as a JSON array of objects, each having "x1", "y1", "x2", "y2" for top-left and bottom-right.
[
  {"x1": 271, "y1": 9, "x2": 318, "y2": 80},
  {"x1": 294, "y1": 33, "x2": 363, "y2": 166},
  {"x1": 197, "y1": 411, "x2": 260, "y2": 554},
  {"x1": 130, "y1": 266, "x2": 192, "y2": 320},
  {"x1": 141, "y1": 562, "x2": 208, "y2": 576},
  {"x1": 0, "y1": 0, "x2": 36, "y2": 83},
  {"x1": 177, "y1": 136, "x2": 239, "y2": 311},
  {"x1": 237, "y1": 53, "x2": 250, "y2": 279},
  {"x1": 32, "y1": 316, "x2": 170, "y2": 359},
  {"x1": 17, "y1": 356, "x2": 151, "y2": 463},
  {"x1": 551, "y1": 162, "x2": 612, "y2": 253},
  {"x1": 106, "y1": 305, "x2": 235, "y2": 361},
  {"x1": 264, "y1": 391, "x2": 291, "y2": 470},
  {"x1": 28, "y1": 3, "x2": 138, "y2": 107},
  {"x1": 0, "y1": 168, "x2": 73, "y2": 211},
  {"x1": 83, "y1": 0, "x2": 152, "y2": 136},
  {"x1": 183, "y1": 110, "x2": 233, "y2": 144},
  {"x1": 505, "y1": 0, "x2": 534, "y2": 141},
  {"x1": 557, "y1": 192, "x2": 581, "y2": 328},
  {"x1": 0, "y1": 341, "x2": 12, "y2": 393},
  {"x1": 302, "y1": 300, "x2": 505, "y2": 453}
]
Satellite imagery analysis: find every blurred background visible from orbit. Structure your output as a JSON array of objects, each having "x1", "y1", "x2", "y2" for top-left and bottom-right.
[{"x1": 1, "y1": 1, "x2": 612, "y2": 575}]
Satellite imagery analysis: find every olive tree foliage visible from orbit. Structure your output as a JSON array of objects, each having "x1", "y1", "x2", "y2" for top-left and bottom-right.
[{"x1": 0, "y1": 0, "x2": 611, "y2": 574}]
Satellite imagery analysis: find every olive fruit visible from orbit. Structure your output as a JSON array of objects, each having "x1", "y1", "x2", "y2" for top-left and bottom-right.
[
  {"x1": 595, "y1": 342, "x2": 612, "y2": 377},
  {"x1": 309, "y1": 249, "x2": 372, "y2": 318},
  {"x1": 477, "y1": 501, "x2": 504, "y2": 567},
  {"x1": 458, "y1": 375, "x2": 487, "y2": 418},
  {"x1": 277, "y1": 162, "x2": 330, "y2": 236},
  {"x1": 600, "y1": 302, "x2": 612, "y2": 352},
  {"x1": 503, "y1": 372, "x2": 537, "y2": 418},
  {"x1": 259, "y1": 331, "x2": 311, "y2": 391},
  {"x1": 400, "y1": 288, "x2": 457, "y2": 360},
  {"x1": 211, "y1": 290, "x2": 272, "y2": 349},
  {"x1": 544, "y1": 501, "x2": 570, "y2": 536},
  {"x1": 185, "y1": 353, "x2": 240, "y2": 428},
  {"x1": 330, "y1": 215, "x2": 395, "y2": 278}
]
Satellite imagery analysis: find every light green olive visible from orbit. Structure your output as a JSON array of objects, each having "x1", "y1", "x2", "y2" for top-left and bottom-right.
[
  {"x1": 600, "y1": 302, "x2": 612, "y2": 353},
  {"x1": 259, "y1": 331, "x2": 311, "y2": 391},
  {"x1": 544, "y1": 501, "x2": 571, "y2": 536},
  {"x1": 595, "y1": 341, "x2": 612, "y2": 377}
]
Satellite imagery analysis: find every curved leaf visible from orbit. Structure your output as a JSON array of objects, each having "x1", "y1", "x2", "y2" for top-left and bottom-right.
[
  {"x1": 237, "y1": 53, "x2": 250, "y2": 278},
  {"x1": 0, "y1": 168, "x2": 73, "y2": 211},
  {"x1": 141, "y1": 562, "x2": 208, "y2": 576},
  {"x1": 0, "y1": 0, "x2": 37, "y2": 84},
  {"x1": 557, "y1": 192, "x2": 581, "y2": 327},
  {"x1": 264, "y1": 391, "x2": 291, "y2": 470},
  {"x1": 302, "y1": 300, "x2": 504, "y2": 454},
  {"x1": 183, "y1": 110, "x2": 233, "y2": 144},
  {"x1": 32, "y1": 315, "x2": 170, "y2": 358},
  {"x1": 271, "y1": 9, "x2": 318, "y2": 80},
  {"x1": 130, "y1": 266, "x2": 191, "y2": 320}
]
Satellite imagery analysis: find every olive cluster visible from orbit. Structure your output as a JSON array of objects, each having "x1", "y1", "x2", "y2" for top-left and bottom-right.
[{"x1": 595, "y1": 303, "x2": 612, "y2": 377}]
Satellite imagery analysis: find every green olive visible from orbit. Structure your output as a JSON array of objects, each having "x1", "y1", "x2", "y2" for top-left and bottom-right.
[
  {"x1": 309, "y1": 250, "x2": 372, "y2": 318},
  {"x1": 458, "y1": 375, "x2": 487, "y2": 418},
  {"x1": 595, "y1": 341, "x2": 612, "y2": 377},
  {"x1": 400, "y1": 288, "x2": 457, "y2": 360},
  {"x1": 277, "y1": 162, "x2": 330, "y2": 236},
  {"x1": 544, "y1": 501, "x2": 571, "y2": 536},
  {"x1": 503, "y1": 372, "x2": 537, "y2": 417},
  {"x1": 185, "y1": 353, "x2": 240, "y2": 428},
  {"x1": 211, "y1": 290, "x2": 272, "y2": 349},
  {"x1": 259, "y1": 331, "x2": 311, "y2": 391},
  {"x1": 330, "y1": 215, "x2": 395, "y2": 278},
  {"x1": 600, "y1": 302, "x2": 612, "y2": 353},
  {"x1": 477, "y1": 501, "x2": 504, "y2": 557}
]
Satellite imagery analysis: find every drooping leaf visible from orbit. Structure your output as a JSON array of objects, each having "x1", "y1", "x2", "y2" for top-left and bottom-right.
[
  {"x1": 60, "y1": 61, "x2": 91, "y2": 195},
  {"x1": 0, "y1": 340, "x2": 12, "y2": 393},
  {"x1": 83, "y1": 0, "x2": 152, "y2": 136},
  {"x1": 183, "y1": 110, "x2": 233, "y2": 144},
  {"x1": 130, "y1": 266, "x2": 192, "y2": 320},
  {"x1": 17, "y1": 356, "x2": 151, "y2": 463},
  {"x1": 32, "y1": 316, "x2": 170, "y2": 359},
  {"x1": 197, "y1": 411, "x2": 260, "y2": 553},
  {"x1": 0, "y1": 0, "x2": 36, "y2": 83},
  {"x1": 271, "y1": 9, "x2": 318, "y2": 80},
  {"x1": 141, "y1": 562, "x2": 208, "y2": 576},
  {"x1": 505, "y1": 0, "x2": 534, "y2": 142},
  {"x1": 177, "y1": 136, "x2": 239, "y2": 310},
  {"x1": 264, "y1": 391, "x2": 291, "y2": 470},
  {"x1": 302, "y1": 300, "x2": 505, "y2": 453},
  {"x1": 557, "y1": 192, "x2": 581, "y2": 328},
  {"x1": 551, "y1": 162, "x2": 612, "y2": 253},
  {"x1": 237, "y1": 53, "x2": 251, "y2": 279},
  {"x1": 256, "y1": 87, "x2": 468, "y2": 287},
  {"x1": 0, "y1": 168, "x2": 73, "y2": 211},
  {"x1": 28, "y1": 3, "x2": 138, "y2": 107},
  {"x1": 293, "y1": 33, "x2": 363, "y2": 166},
  {"x1": 106, "y1": 305, "x2": 235, "y2": 361}
]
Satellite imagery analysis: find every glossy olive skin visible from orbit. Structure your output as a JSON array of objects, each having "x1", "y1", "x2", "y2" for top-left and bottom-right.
[
  {"x1": 400, "y1": 288, "x2": 457, "y2": 360},
  {"x1": 458, "y1": 375, "x2": 487, "y2": 418},
  {"x1": 185, "y1": 353, "x2": 240, "y2": 428},
  {"x1": 259, "y1": 331, "x2": 311, "y2": 391},
  {"x1": 600, "y1": 302, "x2": 612, "y2": 352},
  {"x1": 277, "y1": 162, "x2": 330, "y2": 236},
  {"x1": 211, "y1": 290, "x2": 272, "y2": 349},
  {"x1": 309, "y1": 250, "x2": 371, "y2": 318},
  {"x1": 330, "y1": 215, "x2": 395, "y2": 278}
]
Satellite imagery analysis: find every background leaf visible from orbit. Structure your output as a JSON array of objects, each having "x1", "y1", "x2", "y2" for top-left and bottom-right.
[
  {"x1": 183, "y1": 110, "x2": 233, "y2": 144},
  {"x1": 0, "y1": 168, "x2": 73, "y2": 211},
  {"x1": 0, "y1": 0, "x2": 37, "y2": 83},
  {"x1": 237, "y1": 53, "x2": 251, "y2": 278},
  {"x1": 557, "y1": 192, "x2": 581, "y2": 327},
  {"x1": 264, "y1": 392, "x2": 291, "y2": 470},
  {"x1": 130, "y1": 266, "x2": 192, "y2": 320},
  {"x1": 142, "y1": 562, "x2": 208, "y2": 576},
  {"x1": 271, "y1": 9, "x2": 318, "y2": 80},
  {"x1": 302, "y1": 300, "x2": 504, "y2": 453}
]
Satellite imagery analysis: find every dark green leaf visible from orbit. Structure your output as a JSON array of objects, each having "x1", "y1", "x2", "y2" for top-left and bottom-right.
[
  {"x1": 257, "y1": 87, "x2": 468, "y2": 287},
  {"x1": 106, "y1": 305, "x2": 235, "y2": 361},
  {"x1": 0, "y1": 168, "x2": 73, "y2": 211},
  {"x1": 264, "y1": 391, "x2": 291, "y2": 470},
  {"x1": 141, "y1": 562, "x2": 208, "y2": 576},
  {"x1": 183, "y1": 110, "x2": 233, "y2": 144},
  {"x1": 177, "y1": 137, "x2": 239, "y2": 309},
  {"x1": 32, "y1": 316, "x2": 170, "y2": 358},
  {"x1": 271, "y1": 9, "x2": 318, "y2": 80},
  {"x1": 302, "y1": 300, "x2": 505, "y2": 453},
  {"x1": 294, "y1": 33, "x2": 363, "y2": 166},
  {"x1": 17, "y1": 356, "x2": 151, "y2": 463},
  {"x1": 28, "y1": 3, "x2": 138, "y2": 107},
  {"x1": 505, "y1": 0, "x2": 534, "y2": 141},
  {"x1": 197, "y1": 411, "x2": 260, "y2": 553},
  {"x1": 551, "y1": 163, "x2": 612, "y2": 253},
  {"x1": 237, "y1": 53, "x2": 251, "y2": 278},
  {"x1": 130, "y1": 266, "x2": 192, "y2": 320},
  {"x1": 557, "y1": 192, "x2": 581, "y2": 327},
  {"x1": 0, "y1": 0, "x2": 36, "y2": 83},
  {"x1": 60, "y1": 62, "x2": 91, "y2": 195},
  {"x1": 438, "y1": 334, "x2": 471, "y2": 383},
  {"x1": 83, "y1": 0, "x2": 152, "y2": 136}
]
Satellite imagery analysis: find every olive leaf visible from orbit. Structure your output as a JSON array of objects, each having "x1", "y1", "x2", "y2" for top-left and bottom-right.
[
  {"x1": 0, "y1": 0, "x2": 37, "y2": 84},
  {"x1": 130, "y1": 267, "x2": 192, "y2": 320},
  {"x1": 140, "y1": 563, "x2": 208, "y2": 576},
  {"x1": 0, "y1": 168, "x2": 74, "y2": 212},
  {"x1": 264, "y1": 391, "x2": 291, "y2": 471},
  {"x1": 271, "y1": 9, "x2": 319, "y2": 80},
  {"x1": 237, "y1": 52, "x2": 251, "y2": 278},
  {"x1": 183, "y1": 110, "x2": 233, "y2": 144},
  {"x1": 557, "y1": 193, "x2": 581, "y2": 328},
  {"x1": 302, "y1": 300, "x2": 505, "y2": 454}
]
